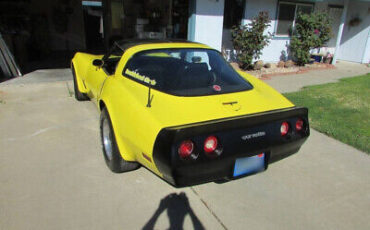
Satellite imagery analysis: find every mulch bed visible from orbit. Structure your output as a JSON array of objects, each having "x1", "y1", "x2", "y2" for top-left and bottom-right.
[{"x1": 230, "y1": 62, "x2": 336, "y2": 79}]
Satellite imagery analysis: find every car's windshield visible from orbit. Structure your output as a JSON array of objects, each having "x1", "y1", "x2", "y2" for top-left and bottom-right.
[{"x1": 123, "y1": 48, "x2": 253, "y2": 96}]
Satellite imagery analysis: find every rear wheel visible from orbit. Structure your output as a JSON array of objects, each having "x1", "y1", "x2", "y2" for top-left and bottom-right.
[
  {"x1": 100, "y1": 107, "x2": 139, "y2": 173},
  {"x1": 71, "y1": 64, "x2": 89, "y2": 101}
]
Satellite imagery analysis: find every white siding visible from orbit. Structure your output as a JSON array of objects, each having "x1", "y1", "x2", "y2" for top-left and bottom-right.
[
  {"x1": 192, "y1": 0, "x2": 225, "y2": 51},
  {"x1": 197, "y1": 0, "x2": 369, "y2": 63},
  {"x1": 362, "y1": 29, "x2": 370, "y2": 64},
  {"x1": 243, "y1": 0, "x2": 287, "y2": 63},
  {"x1": 337, "y1": 1, "x2": 370, "y2": 63},
  {"x1": 239, "y1": 0, "x2": 363, "y2": 63}
]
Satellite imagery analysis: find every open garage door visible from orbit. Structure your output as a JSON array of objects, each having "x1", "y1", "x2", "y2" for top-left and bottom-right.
[{"x1": 103, "y1": 0, "x2": 189, "y2": 47}]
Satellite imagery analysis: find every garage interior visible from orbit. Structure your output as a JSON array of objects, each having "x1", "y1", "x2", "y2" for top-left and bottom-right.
[{"x1": 0, "y1": 0, "x2": 189, "y2": 81}]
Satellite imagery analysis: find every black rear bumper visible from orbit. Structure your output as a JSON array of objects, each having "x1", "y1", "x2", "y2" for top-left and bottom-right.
[{"x1": 153, "y1": 107, "x2": 309, "y2": 187}]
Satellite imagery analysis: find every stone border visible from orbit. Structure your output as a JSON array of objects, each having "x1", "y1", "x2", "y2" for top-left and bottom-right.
[
  {"x1": 230, "y1": 62, "x2": 336, "y2": 79},
  {"x1": 259, "y1": 64, "x2": 336, "y2": 80}
]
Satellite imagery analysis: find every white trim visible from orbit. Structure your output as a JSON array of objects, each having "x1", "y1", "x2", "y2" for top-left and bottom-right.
[
  {"x1": 361, "y1": 26, "x2": 370, "y2": 64},
  {"x1": 332, "y1": 0, "x2": 348, "y2": 65}
]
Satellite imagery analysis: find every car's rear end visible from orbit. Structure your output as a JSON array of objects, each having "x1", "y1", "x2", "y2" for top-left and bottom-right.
[
  {"x1": 152, "y1": 107, "x2": 309, "y2": 187},
  {"x1": 116, "y1": 43, "x2": 309, "y2": 186}
]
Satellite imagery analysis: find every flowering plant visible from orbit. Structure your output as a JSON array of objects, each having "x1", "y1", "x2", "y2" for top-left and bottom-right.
[
  {"x1": 231, "y1": 11, "x2": 271, "y2": 69},
  {"x1": 290, "y1": 12, "x2": 332, "y2": 65}
]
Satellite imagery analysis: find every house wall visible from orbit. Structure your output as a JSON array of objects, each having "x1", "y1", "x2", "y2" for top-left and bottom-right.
[
  {"x1": 362, "y1": 28, "x2": 370, "y2": 63},
  {"x1": 337, "y1": 1, "x2": 370, "y2": 63},
  {"x1": 241, "y1": 0, "x2": 346, "y2": 63},
  {"x1": 190, "y1": 0, "x2": 225, "y2": 51},
  {"x1": 242, "y1": 0, "x2": 286, "y2": 62},
  {"x1": 192, "y1": 0, "x2": 369, "y2": 63}
]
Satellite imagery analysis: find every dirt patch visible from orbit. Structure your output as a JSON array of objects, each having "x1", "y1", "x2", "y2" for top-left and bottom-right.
[
  {"x1": 0, "y1": 91, "x2": 5, "y2": 104},
  {"x1": 65, "y1": 82, "x2": 74, "y2": 97}
]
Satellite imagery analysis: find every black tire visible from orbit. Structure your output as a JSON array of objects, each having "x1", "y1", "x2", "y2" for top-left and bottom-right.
[
  {"x1": 100, "y1": 107, "x2": 140, "y2": 173},
  {"x1": 71, "y1": 64, "x2": 89, "y2": 101}
]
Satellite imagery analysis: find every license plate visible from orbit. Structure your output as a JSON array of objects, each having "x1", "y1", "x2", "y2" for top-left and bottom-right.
[{"x1": 233, "y1": 153, "x2": 265, "y2": 177}]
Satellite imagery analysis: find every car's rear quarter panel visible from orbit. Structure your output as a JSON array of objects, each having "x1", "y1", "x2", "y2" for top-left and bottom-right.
[
  {"x1": 99, "y1": 75, "x2": 164, "y2": 176},
  {"x1": 97, "y1": 43, "x2": 216, "y2": 177}
]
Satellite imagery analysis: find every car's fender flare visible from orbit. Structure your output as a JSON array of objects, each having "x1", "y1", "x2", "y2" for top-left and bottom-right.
[
  {"x1": 71, "y1": 60, "x2": 88, "y2": 94},
  {"x1": 98, "y1": 99, "x2": 137, "y2": 162}
]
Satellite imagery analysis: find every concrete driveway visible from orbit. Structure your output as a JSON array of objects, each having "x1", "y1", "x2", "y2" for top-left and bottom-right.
[{"x1": 1, "y1": 67, "x2": 369, "y2": 230}]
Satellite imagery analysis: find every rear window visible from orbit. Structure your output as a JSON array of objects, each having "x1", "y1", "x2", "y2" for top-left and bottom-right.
[{"x1": 122, "y1": 48, "x2": 253, "y2": 96}]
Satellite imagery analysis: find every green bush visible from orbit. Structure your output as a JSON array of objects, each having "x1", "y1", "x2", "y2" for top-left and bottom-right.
[
  {"x1": 231, "y1": 11, "x2": 271, "y2": 70},
  {"x1": 290, "y1": 12, "x2": 332, "y2": 65}
]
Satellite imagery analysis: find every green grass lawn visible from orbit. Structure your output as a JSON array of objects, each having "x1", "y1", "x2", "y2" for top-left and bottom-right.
[{"x1": 284, "y1": 73, "x2": 370, "y2": 153}]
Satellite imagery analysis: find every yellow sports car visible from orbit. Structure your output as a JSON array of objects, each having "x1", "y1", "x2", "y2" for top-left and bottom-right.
[{"x1": 71, "y1": 40, "x2": 309, "y2": 187}]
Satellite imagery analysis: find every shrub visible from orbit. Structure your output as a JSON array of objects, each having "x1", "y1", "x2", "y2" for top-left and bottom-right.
[
  {"x1": 290, "y1": 12, "x2": 332, "y2": 65},
  {"x1": 231, "y1": 11, "x2": 271, "y2": 70}
]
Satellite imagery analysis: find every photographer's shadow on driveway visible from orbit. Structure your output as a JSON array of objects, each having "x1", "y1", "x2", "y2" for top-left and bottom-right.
[{"x1": 142, "y1": 192, "x2": 205, "y2": 230}]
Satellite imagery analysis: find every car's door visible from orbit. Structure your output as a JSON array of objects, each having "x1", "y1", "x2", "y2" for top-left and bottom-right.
[
  {"x1": 86, "y1": 44, "x2": 123, "y2": 101},
  {"x1": 85, "y1": 65, "x2": 107, "y2": 101}
]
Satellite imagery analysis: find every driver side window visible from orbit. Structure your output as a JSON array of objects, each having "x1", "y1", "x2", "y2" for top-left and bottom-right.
[{"x1": 102, "y1": 44, "x2": 124, "y2": 75}]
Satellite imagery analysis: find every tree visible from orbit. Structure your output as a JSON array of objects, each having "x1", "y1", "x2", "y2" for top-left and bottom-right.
[
  {"x1": 290, "y1": 11, "x2": 332, "y2": 65},
  {"x1": 231, "y1": 11, "x2": 271, "y2": 70}
]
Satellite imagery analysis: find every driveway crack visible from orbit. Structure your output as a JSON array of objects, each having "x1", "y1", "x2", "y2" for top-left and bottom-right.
[{"x1": 190, "y1": 187, "x2": 228, "y2": 230}]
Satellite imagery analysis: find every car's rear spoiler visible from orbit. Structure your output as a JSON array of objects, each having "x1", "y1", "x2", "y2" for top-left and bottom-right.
[{"x1": 164, "y1": 107, "x2": 308, "y2": 138}]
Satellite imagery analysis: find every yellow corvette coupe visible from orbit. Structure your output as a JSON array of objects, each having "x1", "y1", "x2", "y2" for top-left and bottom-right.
[{"x1": 71, "y1": 40, "x2": 309, "y2": 187}]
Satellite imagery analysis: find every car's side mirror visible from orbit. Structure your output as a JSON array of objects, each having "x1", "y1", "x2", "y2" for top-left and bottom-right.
[{"x1": 93, "y1": 59, "x2": 104, "y2": 67}]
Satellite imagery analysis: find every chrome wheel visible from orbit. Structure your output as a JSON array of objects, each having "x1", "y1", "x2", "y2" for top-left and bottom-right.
[{"x1": 102, "y1": 117, "x2": 113, "y2": 161}]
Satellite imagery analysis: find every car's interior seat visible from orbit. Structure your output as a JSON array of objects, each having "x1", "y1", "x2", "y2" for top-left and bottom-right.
[{"x1": 174, "y1": 63, "x2": 213, "y2": 90}]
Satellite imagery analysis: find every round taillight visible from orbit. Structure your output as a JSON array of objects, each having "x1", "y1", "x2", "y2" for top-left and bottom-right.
[
  {"x1": 204, "y1": 136, "x2": 218, "y2": 153},
  {"x1": 178, "y1": 140, "x2": 194, "y2": 159},
  {"x1": 296, "y1": 119, "x2": 304, "y2": 131},
  {"x1": 280, "y1": 122, "x2": 289, "y2": 136}
]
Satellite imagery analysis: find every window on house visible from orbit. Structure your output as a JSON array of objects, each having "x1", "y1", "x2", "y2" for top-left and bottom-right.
[
  {"x1": 276, "y1": 2, "x2": 313, "y2": 36},
  {"x1": 223, "y1": 0, "x2": 246, "y2": 29}
]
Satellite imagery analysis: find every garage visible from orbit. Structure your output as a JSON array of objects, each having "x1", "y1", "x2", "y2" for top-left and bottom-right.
[{"x1": 0, "y1": 0, "x2": 189, "y2": 80}]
